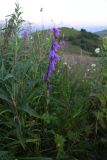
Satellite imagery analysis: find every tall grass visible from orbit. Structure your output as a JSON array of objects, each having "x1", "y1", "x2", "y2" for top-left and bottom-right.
[{"x1": 0, "y1": 3, "x2": 107, "y2": 160}]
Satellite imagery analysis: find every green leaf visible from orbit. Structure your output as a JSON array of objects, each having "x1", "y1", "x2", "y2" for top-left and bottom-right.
[
  {"x1": 20, "y1": 104, "x2": 40, "y2": 118},
  {"x1": 0, "y1": 89, "x2": 12, "y2": 104},
  {"x1": 4, "y1": 74, "x2": 14, "y2": 81},
  {"x1": 0, "y1": 151, "x2": 8, "y2": 157}
]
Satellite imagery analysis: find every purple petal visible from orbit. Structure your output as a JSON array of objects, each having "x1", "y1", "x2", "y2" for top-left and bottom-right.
[
  {"x1": 49, "y1": 49, "x2": 60, "y2": 62},
  {"x1": 52, "y1": 42, "x2": 60, "y2": 51},
  {"x1": 49, "y1": 49, "x2": 55, "y2": 59},
  {"x1": 53, "y1": 28, "x2": 60, "y2": 37},
  {"x1": 49, "y1": 61, "x2": 55, "y2": 71},
  {"x1": 53, "y1": 53, "x2": 60, "y2": 62}
]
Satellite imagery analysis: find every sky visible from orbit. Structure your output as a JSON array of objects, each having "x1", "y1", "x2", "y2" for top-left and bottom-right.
[{"x1": 0, "y1": 0, "x2": 107, "y2": 31}]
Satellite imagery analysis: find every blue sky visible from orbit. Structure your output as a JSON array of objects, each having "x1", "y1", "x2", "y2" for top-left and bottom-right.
[{"x1": 0, "y1": 0, "x2": 107, "y2": 31}]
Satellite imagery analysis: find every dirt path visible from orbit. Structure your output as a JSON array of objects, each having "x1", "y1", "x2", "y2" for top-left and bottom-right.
[{"x1": 62, "y1": 53, "x2": 99, "y2": 65}]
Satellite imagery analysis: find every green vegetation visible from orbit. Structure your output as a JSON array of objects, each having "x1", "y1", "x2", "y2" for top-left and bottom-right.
[
  {"x1": 60, "y1": 27, "x2": 103, "y2": 55},
  {"x1": 95, "y1": 29, "x2": 107, "y2": 37},
  {"x1": 1, "y1": 3, "x2": 107, "y2": 160}
]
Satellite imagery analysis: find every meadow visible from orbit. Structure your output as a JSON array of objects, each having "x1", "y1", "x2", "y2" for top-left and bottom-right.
[{"x1": 0, "y1": 3, "x2": 107, "y2": 160}]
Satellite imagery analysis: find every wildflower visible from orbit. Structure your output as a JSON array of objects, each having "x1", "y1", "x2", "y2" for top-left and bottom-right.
[
  {"x1": 91, "y1": 64, "x2": 96, "y2": 67},
  {"x1": 68, "y1": 65, "x2": 71, "y2": 70},
  {"x1": 93, "y1": 68, "x2": 96, "y2": 71},
  {"x1": 52, "y1": 42, "x2": 60, "y2": 51},
  {"x1": 48, "y1": 61, "x2": 55, "y2": 75},
  {"x1": 43, "y1": 49, "x2": 59, "y2": 82},
  {"x1": 52, "y1": 28, "x2": 60, "y2": 38},
  {"x1": 58, "y1": 69, "x2": 60, "y2": 73},
  {"x1": 95, "y1": 48, "x2": 100, "y2": 54},
  {"x1": 49, "y1": 49, "x2": 60, "y2": 62},
  {"x1": 43, "y1": 27, "x2": 60, "y2": 92},
  {"x1": 87, "y1": 69, "x2": 90, "y2": 72},
  {"x1": 63, "y1": 62, "x2": 67, "y2": 65},
  {"x1": 30, "y1": 36, "x2": 33, "y2": 40}
]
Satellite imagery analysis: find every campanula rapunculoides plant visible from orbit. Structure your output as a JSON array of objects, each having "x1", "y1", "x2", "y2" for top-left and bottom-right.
[{"x1": 43, "y1": 28, "x2": 60, "y2": 91}]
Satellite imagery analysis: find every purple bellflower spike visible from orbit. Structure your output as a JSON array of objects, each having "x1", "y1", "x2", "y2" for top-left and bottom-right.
[
  {"x1": 47, "y1": 61, "x2": 55, "y2": 78},
  {"x1": 43, "y1": 64, "x2": 54, "y2": 82},
  {"x1": 43, "y1": 60, "x2": 55, "y2": 81},
  {"x1": 52, "y1": 53, "x2": 60, "y2": 62},
  {"x1": 49, "y1": 61, "x2": 55, "y2": 74},
  {"x1": 49, "y1": 49, "x2": 55, "y2": 60},
  {"x1": 49, "y1": 60, "x2": 55, "y2": 71},
  {"x1": 43, "y1": 27, "x2": 61, "y2": 92},
  {"x1": 52, "y1": 28, "x2": 60, "y2": 38},
  {"x1": 49, "y1": 49, "x2": 60, "y2": 62},
  {"x1": 52, "y1": 42, "x2": 60, "y2": 51}
]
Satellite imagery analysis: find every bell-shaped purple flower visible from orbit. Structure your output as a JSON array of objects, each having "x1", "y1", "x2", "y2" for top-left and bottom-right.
[
  {"x1": 53, "y1": 28, "x2": 60, "y2": 38},
  {"x1": 43, "y1": 27, "x2": 60, "y2": 91},
  {"x1": 49, "y1": 60, "x2": 55, "y2": 71},
  {"x1": 53, "y1": 53, "x2": 60, "y2": 62},
  {"x1": 49, "y1": 49, "x2": 60, "y2": 62},
  {"x1": 52, "y1": 42, "x2": 60, "y2": 51},
  {"x1": 48, "y1": 61, "x2": 55, "y2": 77},
  {"x1": 49, "y1": 49, "x2": 55, "y2": 60}
]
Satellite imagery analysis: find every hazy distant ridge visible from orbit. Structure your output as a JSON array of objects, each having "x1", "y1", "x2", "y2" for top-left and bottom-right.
[{"x1": 95, "y1": 30, "x2": 107, "y2": 37}]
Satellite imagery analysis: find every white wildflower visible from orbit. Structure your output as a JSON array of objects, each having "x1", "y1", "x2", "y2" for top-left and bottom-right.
[
  {"x1": 68, "y1": 65, "x2": 71, "y2": 70},
  {"x1": 58, "y1": 70, "x2": 60, "y2": 73},
  {"x1": 30, "y1": 36, "x2": 33, "y2": 40},
  {"x1": 95, "y1": 48, "x2": 100, "y2": 54},
  {"x1": 63, "y1": 62, "x2": 67, "y2": 65},
  {"x1": 93, "y1": 68, "x2": 96, "y2": 71},
  {"x1": 91, "y1": 64, "x2": 96, "y2": 67}
]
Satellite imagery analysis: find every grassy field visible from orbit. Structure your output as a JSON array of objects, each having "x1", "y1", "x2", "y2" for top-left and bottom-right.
[
  {"x1": 59, "y1": 27, "x2": 103, "y2": 56},
  {"x1": 1, "y1": 3, "x2": 107, "y2": 160},
  {"x1": 61, "y1": 41, "x2": 92, "y2": 55}
]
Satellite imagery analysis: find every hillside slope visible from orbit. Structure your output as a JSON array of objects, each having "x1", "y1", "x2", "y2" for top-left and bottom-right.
[
  {"x1": 95, "y1": 29, "x2": 107, "y2": 37},
  {"x1": 59, "y1": 27, "x2": 102, "y2": 55}
]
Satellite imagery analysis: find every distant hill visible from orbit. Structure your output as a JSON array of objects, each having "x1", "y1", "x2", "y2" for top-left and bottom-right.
[
  {"x1": 59, "y1": 27, "x2": 103, "y2": 55},
  {"x1": 95, "y1": 30, "x2": 107, "y2": 37}
]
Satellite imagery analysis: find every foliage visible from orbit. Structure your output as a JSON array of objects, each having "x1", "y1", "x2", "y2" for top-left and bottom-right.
[
  {"x1": 59, "y1": 27, "x2": 103, "y2": 55},
  {"x1": 0, "y1": 3, "x2": 107, "y2": 160},
  {"x1": 95, "y1": 29, "x2": 107, "y2": 37}
]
